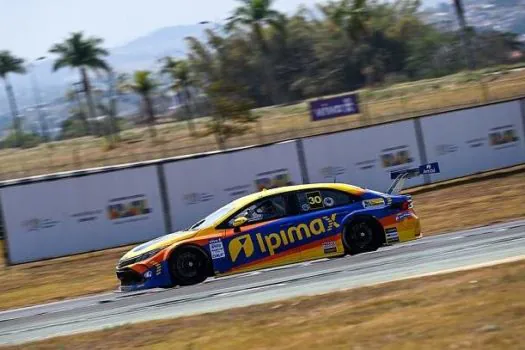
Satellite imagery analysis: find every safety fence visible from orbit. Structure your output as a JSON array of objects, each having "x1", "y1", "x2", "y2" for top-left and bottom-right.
[
  {"x1": 1, "y1": 74, "x2": 524, "y2": 182},
  {"x1": 2, "y1": 98, "x2": 524, "y2": 265}
]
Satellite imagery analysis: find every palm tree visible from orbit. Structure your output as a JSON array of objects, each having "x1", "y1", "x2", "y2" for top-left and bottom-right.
[
  {"x1": 452, "y1": 0, "x2": 476, "y2": 70},
  {"x1": 0, "y1": 51, "x2": 26, "y2": 147},
  {"x1": 323, "y1": 0, "x2": 369, "y2": 43},
  {"x1": 127, "y1": 70, "x2": 157, "y2": 139},
  {"x1": 227, "y1": 0, "x2": 282, "y2": 105},
  {"x1": 160, "y1": 57, "x2": 196, "y2": 135},
  {"x1": 48, "y1": 32, "x2": 110, "y2": 135}
]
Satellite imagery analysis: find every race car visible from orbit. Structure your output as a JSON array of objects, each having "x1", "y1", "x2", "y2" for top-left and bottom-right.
[{"x1": 116, "y1": 162, "x2": 440, "y2": 292}]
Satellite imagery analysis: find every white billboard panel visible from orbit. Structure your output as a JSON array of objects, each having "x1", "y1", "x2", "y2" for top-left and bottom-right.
[
  {"x1": 2, "y1": 166, "x2": 166, "y2": 264},
  {"x1": 302, "y1": 120, "x2": 425, "y2": 192},
  {"x1": 420, "y1": 101, "x2": 525, "y2": 182},
  {"x1": 164, "y1": 141, "x2": 303, "y2": 231}
]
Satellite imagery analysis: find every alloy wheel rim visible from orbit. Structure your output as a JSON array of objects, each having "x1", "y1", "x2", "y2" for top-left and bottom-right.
[{"x1": 176, "y1": 252, "x2": 199, "y2": 278}]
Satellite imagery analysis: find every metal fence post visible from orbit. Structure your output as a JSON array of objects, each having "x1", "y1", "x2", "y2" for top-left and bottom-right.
[
  {"x1": 0, "y1": 193, "x2": 12, "y2": 266},
  {"x1": 413, "y1": 118, "x2": 431, "y2": 185},
  {"x1": 520, "y1": 99, "x2": 525, "y2": 144},
  {"x1": 156, "y1": 163, "x2": 173, "y2": 234},
  {"x1": 295, "y1": 138, "x2": 310, "y2": 184}
]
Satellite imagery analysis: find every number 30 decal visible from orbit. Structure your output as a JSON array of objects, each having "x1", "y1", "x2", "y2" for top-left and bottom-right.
[{"x1": 306, "y1": 191, "x2": 324, "y2": 209}]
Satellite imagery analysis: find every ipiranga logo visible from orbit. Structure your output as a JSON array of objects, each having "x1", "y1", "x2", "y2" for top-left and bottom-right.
[{"x1": 228, "y1": 214, "x2": 340, "y2": 262}]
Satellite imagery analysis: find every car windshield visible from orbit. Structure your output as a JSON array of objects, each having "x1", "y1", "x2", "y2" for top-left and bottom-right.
[{"x1": 188, "y1": 202, "x2": 236, "y2": 230}]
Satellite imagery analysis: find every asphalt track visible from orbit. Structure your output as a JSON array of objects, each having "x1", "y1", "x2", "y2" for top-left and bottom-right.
[{"x1": 1, "y1": 219, "x2": 525, "y2": 346}]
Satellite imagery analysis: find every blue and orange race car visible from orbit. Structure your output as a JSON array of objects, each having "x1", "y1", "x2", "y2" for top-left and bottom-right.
[{"x1": 116, "y1": 163, "x2": 440, "y2": 291}]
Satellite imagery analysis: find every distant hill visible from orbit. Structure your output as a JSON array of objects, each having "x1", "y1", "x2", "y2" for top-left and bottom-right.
[{"x1": 0, "y1": 24, "x2": 207, "y2": 116}]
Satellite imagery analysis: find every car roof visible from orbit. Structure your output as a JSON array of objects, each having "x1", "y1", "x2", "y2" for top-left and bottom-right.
[{"x1": 230, "y1": 183, "x2": 366, "y2": 208}]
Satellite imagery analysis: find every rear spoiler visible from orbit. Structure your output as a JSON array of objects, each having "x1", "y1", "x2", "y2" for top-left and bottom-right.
[{"x1": 386, "y1": 162, "x2": 441, "y2": 195}]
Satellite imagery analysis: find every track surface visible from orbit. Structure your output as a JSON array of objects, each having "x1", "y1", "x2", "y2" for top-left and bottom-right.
[{"x1": 1, "y1": 219, "x2": 525, "y2": 345}]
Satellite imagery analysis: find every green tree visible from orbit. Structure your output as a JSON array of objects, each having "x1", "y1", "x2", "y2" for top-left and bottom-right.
[
  {"x1": 48, "y1": 32, "x2": 110, "y2": 135},
  {"x1": 227, "y1": 0, "x2": 283, "y2": 105},
  {"x1": 204, "y1": 80, "x2": 258, "y2": 149},
  {"x1": 160, "y1": 57, "x2": 197, "y2": 135},
  {"x1": 0, "y1": 50, "x2": 26, "y2": 147},
  {"x1": 126, "y1": 70, "x2": 158, "y2": 139}
]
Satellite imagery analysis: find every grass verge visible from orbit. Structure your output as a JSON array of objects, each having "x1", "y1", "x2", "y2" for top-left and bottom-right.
[
  {"x1": 1, "y1": 167, "x2": 524, "y2": 311},
  {"x1": 5, "y1": 257, "x2": 525, "y2": 349}
]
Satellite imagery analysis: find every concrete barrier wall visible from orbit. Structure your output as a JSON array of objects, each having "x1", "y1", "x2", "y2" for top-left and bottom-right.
[
  {"x1": 163, "y1": 141, "x2": 304, "y2": 232},
  {"x1": 419, "y1": 100, "x2": 525, "y2": 182},
  {"x1": 1, "y1": 166, "x2": 166, "y2": 264},
  {"x1": 301, "y1": 119, "x2": 426, "y2": 192},
  {"x1": 2, "y1": 98, "x2": 524, "y2": 264}
]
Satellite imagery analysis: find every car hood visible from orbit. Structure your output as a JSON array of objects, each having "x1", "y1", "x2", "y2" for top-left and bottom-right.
[{"x1": 120, "y1": 230, "x2": 198, "y2": 261}]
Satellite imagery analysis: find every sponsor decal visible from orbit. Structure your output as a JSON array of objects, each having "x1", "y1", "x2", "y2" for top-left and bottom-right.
[
  {"x1": 21, "y1": 218, "x2": 59, "y2": 232},
  {"x1": 306, "y1": 191, "x2": 324, "y2": 210},
  {"x1": 229, "y1": 235, "x2": 255, "y2": 263},
  {"x1": 419, "y1": 162, "x2": 440, "y2": 175},
  {"x1": 396, "y1": 212, "x2": 412, "y2": 222},
  {"x1": 150, "y1": 262, "x2": 162, "y2": 276},
  {"x1": 224, "y1": 185, "x2": 251, "y2": 198},
  {"x1": 323, "y1": 197, "x2": 335, "y2": 207},
  {"x1": 385, "y1": 227, "x2": 399, "y2": 243},
  {"x1": 355, "y1": 160, "x2": 376, "y2": 170},
  {"x1": 107, "y1": 194, "x2": 151, "y2": 224},
  {"x1": 379, "y1": 146, "x2": 414, "y2": 168},
  {"x1": 489, "y1": 125, "x2": 520, "y2": 149},
  {"x1": 71, "y1": 210, "x2": 103, "y2": 223},
  {"x1": 309, "y1": 94, "x2": 360, "y2": 121},
  {"x1": 228, "y1": 214, "x2": 340, "y2": 262},
  {"x1": 144, "y1": 271, "x2": 153, "y2": 279},
  {"x1": 322, "y1": 241, "x2": 338, "y2": 254},
  {"x1": 362, "y1": 198, "x2": 386, "y2": 209},
  {"x1": 466, "y1": 138, "x2": 486, "y2": 148},
  {"x1": 255, "y1": 169, "x2": 294, "y2": 191},
  {"x1": 209, "y1": 239, "x2": 226, "y2": 260},
  {"x1": 436, "y1": 144, "x2": 459, "y2": 156},
  {"x1": 301, "y1": 203, "x2": 311, "y2": 212},
  {"x1": 183, "y1": 192, "x2": 214, "y2": 205},
  {"x1": 320, "y1": 166, "x2": 346, "y2": 179}
]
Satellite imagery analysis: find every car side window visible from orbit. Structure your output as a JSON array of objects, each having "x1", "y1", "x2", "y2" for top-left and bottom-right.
[
  {"x1": 227, "y1": 195, "x2": 288, "y2": 227},
  {"x1": 296, "y1": 189, "x2": 357, "y2": 213}
]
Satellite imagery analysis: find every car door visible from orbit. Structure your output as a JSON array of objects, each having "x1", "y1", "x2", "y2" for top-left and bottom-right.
[
  {"x1": 287, "y1": 188, "x2": 362, "y2": 261},
  {"x1": 215, "y1": 193, "x2": 301, "y2": 274}
]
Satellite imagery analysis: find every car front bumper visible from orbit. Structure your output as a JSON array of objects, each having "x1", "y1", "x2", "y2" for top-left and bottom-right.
[{"x1": 116, "y1": 260, "x2": 173, "y2": 292}]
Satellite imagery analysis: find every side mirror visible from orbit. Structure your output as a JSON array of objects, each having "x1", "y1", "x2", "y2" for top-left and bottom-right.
[{"x1": 233, "y1": 216, "x2": 248, "y2": 232}]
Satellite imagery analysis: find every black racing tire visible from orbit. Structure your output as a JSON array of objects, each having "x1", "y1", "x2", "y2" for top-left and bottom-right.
[
  {"x1": 342, "y1": 219, "x2": 382, "y2": 256},
  {"x1": 169, "y1": 247, "x2": 209, "y2": 286}
]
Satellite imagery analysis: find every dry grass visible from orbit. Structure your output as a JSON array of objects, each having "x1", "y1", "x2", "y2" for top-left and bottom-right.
[
  {"x1": 1, "y1": 167, "x2": 524, "y2": 311},
  {"x1": 1, "y1": 69, "x2": 525, "y2": 180},
  {"x1": 5, "y1": 257, "x2": 525, "y2": 350}
]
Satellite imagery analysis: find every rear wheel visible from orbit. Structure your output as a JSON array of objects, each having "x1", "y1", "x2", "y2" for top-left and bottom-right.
[
  {"x1": 169, "y1": 248, "x2": 209, "y2": 286},
  {"x1": 342, "y1": 219, "x2": 382, "y2": 255}
]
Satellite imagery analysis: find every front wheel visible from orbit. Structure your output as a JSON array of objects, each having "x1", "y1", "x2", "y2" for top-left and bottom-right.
[
  {"x1": 169, "y1": 249, "x2": 209, "y2": 286},
  {"x1": 342, "y1": 220, "x2": 381, "y2": 255}
]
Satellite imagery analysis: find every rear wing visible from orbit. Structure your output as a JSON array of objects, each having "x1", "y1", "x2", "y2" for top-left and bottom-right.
[{"x1": 386, "y1": 162, "x2": 440, "y2": 195}]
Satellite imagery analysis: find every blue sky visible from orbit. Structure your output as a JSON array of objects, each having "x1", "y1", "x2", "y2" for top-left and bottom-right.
[{"x1": 0, "y1": 0, "x2": 326, "y2": 59}]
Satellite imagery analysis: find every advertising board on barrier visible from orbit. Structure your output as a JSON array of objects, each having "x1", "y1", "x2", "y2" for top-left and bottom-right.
[
  {"x1": 420, "y1": 101, "x2": 525, "y2": 182},
  {"x1": 309, "y1": 94, "x2": 360, "y2": 121},
  {"x1": 302, "y1": 120, "x2": 425, "y2": 191},
  {"x1": 1, "y1": 166, "x2": 165, "y2": 264},
  {"x1": 163, "y1": 141, "x2": 303, "y2": 231}
]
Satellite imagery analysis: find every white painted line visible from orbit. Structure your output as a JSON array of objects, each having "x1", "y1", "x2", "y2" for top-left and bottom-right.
[
  {"x1": 335, "y1": 255, "x2": 525, "y2": 293},
  {"x1": 0, "y1": 293, "x2": 114, "y2": 317}
]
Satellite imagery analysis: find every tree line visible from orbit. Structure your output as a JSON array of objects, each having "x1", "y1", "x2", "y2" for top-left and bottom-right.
[{"x1": 1, "y1": 0, "x2": 523, "y2": 149}]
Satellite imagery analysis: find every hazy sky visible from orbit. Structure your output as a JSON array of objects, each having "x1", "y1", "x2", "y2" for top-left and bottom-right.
[{"x1": 0, "y1": 0, "x2": 324, "y2": 59}]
